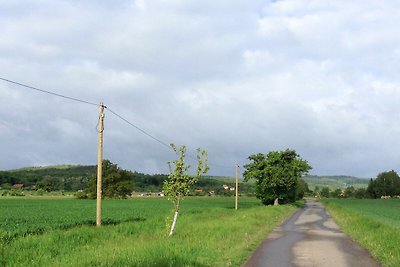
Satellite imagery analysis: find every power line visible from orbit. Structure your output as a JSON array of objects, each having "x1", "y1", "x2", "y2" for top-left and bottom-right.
[
  {"x1": 1, "y1": 76, "x2": 240, "y2": 170},
  {"x1": 106, "y1": 107, "x2": 173, "y2": 150},
  {"x1": 0, "y1": 77, "x2": 98, "y2": 107},
  {"x1": 106, "y1": 107, "x2": 235, "y2": 169}
]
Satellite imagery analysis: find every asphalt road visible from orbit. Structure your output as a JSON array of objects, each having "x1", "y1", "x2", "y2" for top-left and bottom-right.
[{"x1": 243, "y1": 199, "x2": 380, "y2": 267}]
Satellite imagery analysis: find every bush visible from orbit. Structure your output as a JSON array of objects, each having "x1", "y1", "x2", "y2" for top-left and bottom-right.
[
  {"x1": 343, "y1": 186, "x2": 355, "y2": 198},
  {"x1": 9, "y1": 189, "x2": 24, "y2": 196},
  {"x1": 354, "y1": 188, "x2": 367, "y2": 199},
  {"x1": 36, "y1": 189, "x2": 45, "y2": 196},
  {"x1": 330, "y1": 189, "x2": 343, "y2": 198},
  {"x1": 74, "y1": 191, "x2": 88, "y2": 199},
  {"x1": 320, "y1": 187, "x2": 330, "y2": 198}
]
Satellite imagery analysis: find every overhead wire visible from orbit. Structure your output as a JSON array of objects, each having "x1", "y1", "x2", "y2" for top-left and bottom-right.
[
  {"x1": 105, "y1": 107, "x2": 172, "y2": 150},
  {"x1": 0, "y1": 77, "x2": 98, "y2": 107},
  {"x1": 105, "y1": 107, "x2": 235, "y2": 170},
  {"x1": 0, "y1": 76, "x2": 240, "y2": 171}
]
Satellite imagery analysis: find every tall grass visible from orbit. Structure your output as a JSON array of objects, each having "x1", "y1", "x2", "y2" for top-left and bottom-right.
[
  {"x1": 322, "y1": 199, "x2": 400, "y2": 267},
  {"x1": 1, "y1": 197, "x2": 298, "y2": 266}
]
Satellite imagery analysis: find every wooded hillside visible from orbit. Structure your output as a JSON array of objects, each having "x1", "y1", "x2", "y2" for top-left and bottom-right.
[
  {"x1": 0, "y1": 164, "x2": 254, "y2": 195},
  {"x1": 1, "y1": 164, "x2": 369, "y2": 195},
  {"x1": 303, "y1": 175, "x2": 369, "y2": 190}
]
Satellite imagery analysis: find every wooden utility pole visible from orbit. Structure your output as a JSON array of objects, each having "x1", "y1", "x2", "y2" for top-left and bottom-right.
[
  {"x1": 96, "y1": 102, "x2": 105, "y2": 227},
  {"x1": 235, "y1": 163, "x2": 239, "y2": 210}
]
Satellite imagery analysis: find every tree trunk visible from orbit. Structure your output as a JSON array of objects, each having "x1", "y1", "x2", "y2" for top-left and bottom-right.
[
  {"x1": 168, "y1": 198, "x2": 180, "y2": 236},
  {"x1": 169, "y1": 211, "x2": 179, "y2": 236},
  {"x1": 274, "y1": 198, "x2": 279, "y2": 206}
]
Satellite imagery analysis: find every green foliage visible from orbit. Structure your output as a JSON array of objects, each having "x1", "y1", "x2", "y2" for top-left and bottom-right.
[
  {"x1": 343, "y1": 186, "x2": 355, "y2": 198},
  {"x1": 81, "y1": 160, "x2": 134, "y2": 199},
  {"x1": 163, "y1": 145, "x2": 209, "y2": 202},
  {"x1": 318, "y1": 186, "x2": 368, "y2": 199},
  {"x1": 366, "y1": 170, "x2": 400, "y2": 198},
  {"x1": 322, "y1": 199, "x2": 400, "y2": 267},
  {"x1": 196, "y1": 177, "x2": 255, "y2": 196},
  {"x1": 296, "y1": 179, "x2": 310, "y2": 198},
  {"x1": 2, "y1": 164, "x2": 250, "y2": 196},
  {"x1": 9, "y1": 189, "x2": 24, "y2": 197},
  {"x1": 330, "y1": 188, "x2": 343, "y2": 198},
  {"x1": 1, "y1": 183, "x2": 12, "y2": 190},
  {"x1": 0, "y1": 197, "x2": 299, "y2": 266},
  {"x1": 163, "y1": 144, "x2": 209, "y2": 235},
  {"x1": 354, "y1": 188, "x2": 367, "y2": 198},
  {"x1": 243, "y1": 149, "x2": 312, "y2": 205},
  {"x1": 0, "y1": 165, "x2": 96, "y2": 191},
  {"x1": 320, "y1": 187, "x2": 330, "y2": 198},
  {"x1": 303, "y1": 175, "x2": 369, "y2": 191}
]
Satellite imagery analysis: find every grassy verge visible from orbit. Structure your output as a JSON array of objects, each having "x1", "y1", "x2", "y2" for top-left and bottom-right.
[
  {"x1": 1, "y1": 197, "x2": 298, "y2": 266},
  {"x1": 322, "y1": 199, "x2": 400, "y2": 267}
]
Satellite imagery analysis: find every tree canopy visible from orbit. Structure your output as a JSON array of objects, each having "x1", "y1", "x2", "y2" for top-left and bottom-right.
[
  {"x1": 80, "y1": 160, "x2": 135, "y2": 199},
  {"x1": 243, "y1": 149, "x2": 311, "y2": 205},
  {"x1": 366, "y1": 170, "x2": 400, "y2": 198},
  {"x1": 163, "y1": 144, "x2": 209, "y2": 236},
  {"x1": 0, "y1": 165, "x2": 95, "y2": 191}
]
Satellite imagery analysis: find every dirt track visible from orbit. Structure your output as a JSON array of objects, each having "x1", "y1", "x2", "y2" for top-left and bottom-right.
[{"x1": 243, "y1": 200, "x2": 380, "y2": 267}]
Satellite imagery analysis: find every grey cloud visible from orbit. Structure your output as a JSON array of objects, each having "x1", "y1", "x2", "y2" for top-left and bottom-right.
[{"x1": 1, "y1": 0, "x2": 400, "y2": 177}]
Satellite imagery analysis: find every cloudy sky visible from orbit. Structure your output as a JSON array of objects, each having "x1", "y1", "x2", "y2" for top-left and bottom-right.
[{"x1": 1, "y1": 0, "x2": 400, "y2": 178}]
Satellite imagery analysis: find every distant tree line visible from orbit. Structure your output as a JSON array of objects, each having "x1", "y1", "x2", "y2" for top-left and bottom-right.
[
  {"x1": 0, "y1": 160, "x2": 255, "y2": 198},
  {"x1": 0, "y1": 165, "x2": 96, "y2": 191},
  {"x1": 316, "y1": 170, "x2": 400, "y2": 199},
  {"x1": 78, "y1": 160, "x2": 255, "y2": 199},
  {"x1": 313, "y1": 185, "x2": 367, "y2": 199}
]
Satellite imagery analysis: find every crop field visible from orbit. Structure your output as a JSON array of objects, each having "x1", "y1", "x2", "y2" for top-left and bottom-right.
[
  {"x1": 0, "y1": 197, "x2": 299, "y2": 266},
  {"x1": 322, "y1": 199, "x2": 400, "y2": 267}
]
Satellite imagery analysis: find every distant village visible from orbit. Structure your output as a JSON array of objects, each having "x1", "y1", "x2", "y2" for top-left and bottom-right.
[{"x1": 3, "y1": 183, "x2": 240, "y2": 198}]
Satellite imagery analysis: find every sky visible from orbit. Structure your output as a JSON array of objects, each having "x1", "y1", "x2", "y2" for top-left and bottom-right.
[{"x1": 1, "y1": 0, "x2": 400, "y2": 178}]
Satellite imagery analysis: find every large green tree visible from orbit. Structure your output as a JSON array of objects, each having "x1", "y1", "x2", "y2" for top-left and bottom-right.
[
  {"x1": 243, "y1": 149, "x2": 312, "y2": 205},
  {"x1": 80, "y1": 160, "x2": 134, "y2": 199},
  {"x1": 366, "y1": 170, "x2": 400, "y2": 198}
]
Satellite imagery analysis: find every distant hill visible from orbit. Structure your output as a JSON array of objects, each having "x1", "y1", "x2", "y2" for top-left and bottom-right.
[
  {"x1": 1, "y1": 165, "x2": 369, "y2": 193},
  {"x1": 0, "y1": 165, "x2": 254, "y2": 194},
  {"x1": 303, "y1": 175, "x2": 369, "y2": 190},
  {"x1": 0, "y1": 165, "x2": 97, "y2": 191},
  {"x1": 9, "y1": 165, "x2": 80, "y2": 171}
]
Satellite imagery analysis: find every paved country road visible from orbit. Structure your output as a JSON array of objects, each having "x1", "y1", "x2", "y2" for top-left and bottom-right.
[{"x1": 244, "y1": 199, "x2": 380, "y2": 267}]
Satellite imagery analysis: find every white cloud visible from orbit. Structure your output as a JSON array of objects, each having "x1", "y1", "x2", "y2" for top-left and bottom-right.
[{"x1": 1, "y1": 0, "x2": 400, "y2": 177}]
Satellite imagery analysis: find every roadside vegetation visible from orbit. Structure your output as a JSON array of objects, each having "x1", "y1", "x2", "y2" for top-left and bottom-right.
[
  {"x1": 322, "y1": 198, "x2": 400, "y2": 267},
  {"x1": 315, "y1": 170, "x2": 400, "y2": 199},
  {"x1": 0, "y1": 197, "x2": 299, "y2": 266}
]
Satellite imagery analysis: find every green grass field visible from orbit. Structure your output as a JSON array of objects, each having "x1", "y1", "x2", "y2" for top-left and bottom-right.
[
  {"x1": 0, "y1": 197, "x2": 299, "y2": 266},
  {"x1": 322, "y1": 199, "x2": 400, "y2": 267}
]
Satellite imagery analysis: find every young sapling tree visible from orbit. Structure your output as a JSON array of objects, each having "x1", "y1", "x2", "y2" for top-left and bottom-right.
[{"x1": 163, "y1": 144, "x2": 209, "y2": 236}]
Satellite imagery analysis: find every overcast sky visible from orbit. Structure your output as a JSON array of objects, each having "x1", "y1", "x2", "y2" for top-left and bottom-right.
[{"x1": 1, "y1": 0, "x2": 400, "y2": 178}]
